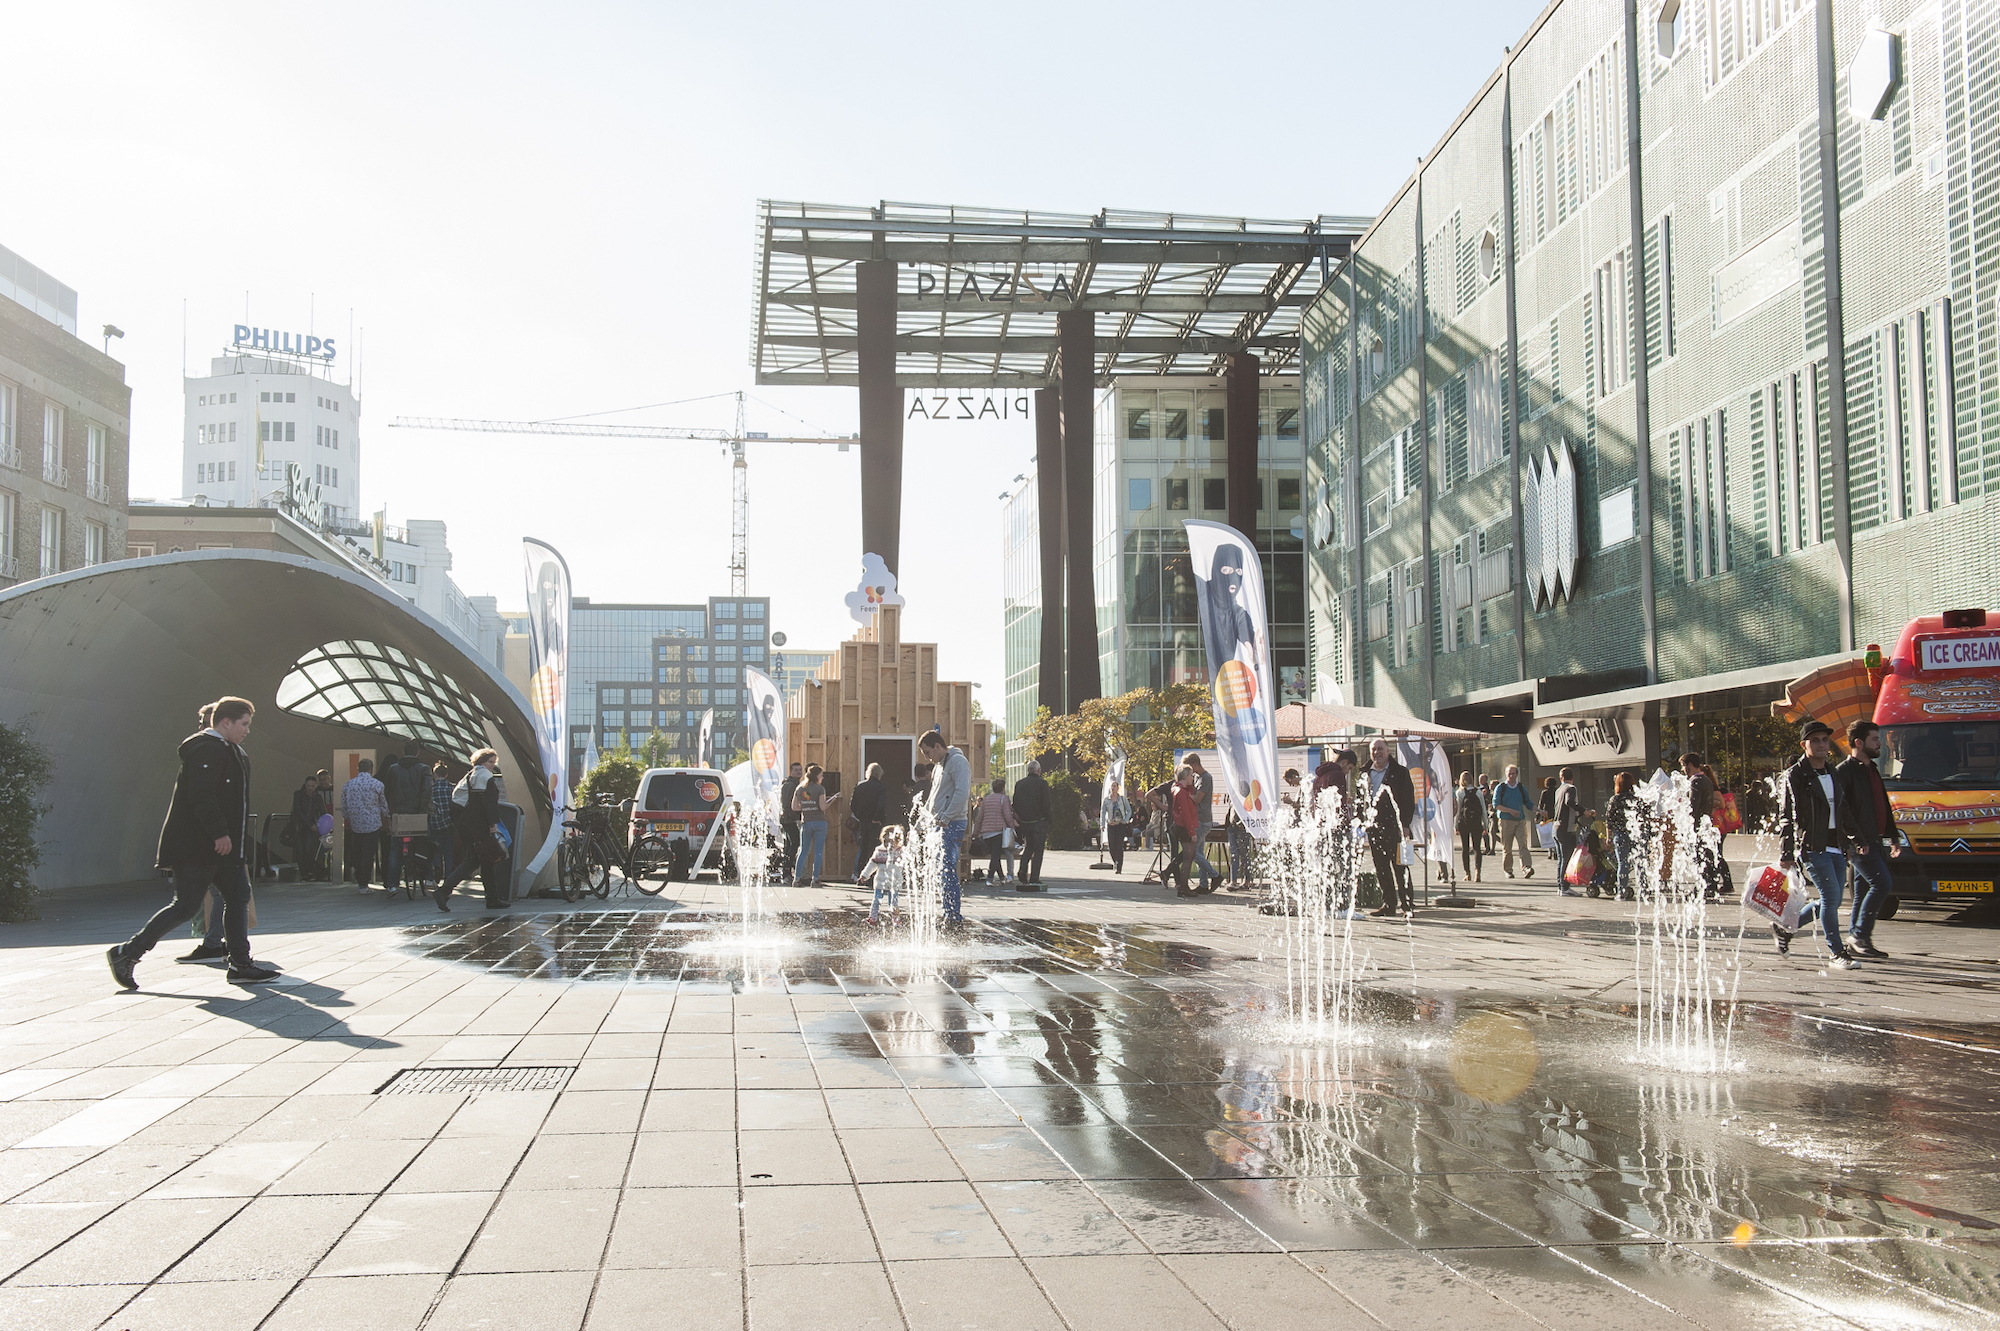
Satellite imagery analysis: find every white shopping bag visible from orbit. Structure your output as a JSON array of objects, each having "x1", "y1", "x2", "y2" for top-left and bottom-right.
[{"x1": 1742, "y1": 864, "x2": 1810, "y2": 932}]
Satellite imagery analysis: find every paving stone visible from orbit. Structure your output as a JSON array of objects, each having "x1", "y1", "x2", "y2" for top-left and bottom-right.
[
  {"x1": 313, "y1": 1190, "x2": 496, "y2": 1276},
  {"x1": 587, "y1": 1267, "x2": 741, "y2": 1331},
  {"x1": 425, "y1": 1271, "x2": 595, "y2": 1330}
]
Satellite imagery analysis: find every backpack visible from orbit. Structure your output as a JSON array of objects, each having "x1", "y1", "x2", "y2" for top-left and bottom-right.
[{"x1": 452, "y1": 768, "x2": 481, "y2": 808}]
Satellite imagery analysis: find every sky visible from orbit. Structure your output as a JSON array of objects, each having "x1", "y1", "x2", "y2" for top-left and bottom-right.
[{"x1": 7, "y1": 0, "x2": 1544, "y2": 720}]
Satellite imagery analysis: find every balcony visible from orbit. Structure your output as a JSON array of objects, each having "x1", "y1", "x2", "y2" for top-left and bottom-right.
[
  {"x1": 43, "y1": 460, "x2": 69, "y2": 488},
  {"x1": 86, "y1": 478, "x2": 111, "y2": 503},
  {"x1": 0, "y1": 444, "x2": 19, "y2": 471},
  {"x1": 0, "y1": 553, "x2": 17, "y2": 580}
]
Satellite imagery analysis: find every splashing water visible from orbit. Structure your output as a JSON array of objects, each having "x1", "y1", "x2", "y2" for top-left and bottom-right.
[
  {"x1": 895, "y1": 770, "x2": 949, "y2": 956},
  {"x1": 1623, "y1": 773, "x2": 1746, "y2": 1073},
  {"x1": 1259, "y1": 797, "x2": 1373, "y2": 1047},
  {"x1": 730, "y1": 792, "x2": 778, "y2": 941}
]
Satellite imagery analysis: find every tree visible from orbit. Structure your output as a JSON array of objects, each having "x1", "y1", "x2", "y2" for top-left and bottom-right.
[
  {"x1": 637, "y1": 731, "x2": 676, "y2": 770},
  {"x1": 0, "y1": 719, "x2": 53, "y2": 923},
  {"x1": 1017, "y1": 684, "x2": 1215, "y2": 793},
  {"x1": 576, "y1": 734, "x2": 644, "y2": 808}
]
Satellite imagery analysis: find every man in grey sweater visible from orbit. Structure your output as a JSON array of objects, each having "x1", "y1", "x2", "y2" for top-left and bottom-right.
[{"x1": 920, "y1": 730, "x2": 972, "y2": 923}]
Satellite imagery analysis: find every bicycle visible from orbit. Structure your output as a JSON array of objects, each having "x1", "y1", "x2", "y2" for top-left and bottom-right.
[{"x1": 557, "y1": 797, "x2": 677, "y2": 901}]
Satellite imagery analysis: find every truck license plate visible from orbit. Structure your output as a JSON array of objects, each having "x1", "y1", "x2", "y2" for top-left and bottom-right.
[{"x1": 1936, "y1": 879, "x2": 1995, "y2": 893}]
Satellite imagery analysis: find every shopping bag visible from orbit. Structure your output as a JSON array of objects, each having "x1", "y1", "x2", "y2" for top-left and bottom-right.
[
  {"x1": 1742, "y1": 864, "x2": 1805, "y2": 932},
  {"x1": 1715, "y1": 792, "x2": 1744, "y2": 834},
  {"x1": 1536, "y1": 820, "x2": 1557, "y2": 850},
  {"x1": 1399, "y1": 840, "x2": 1416, "y2": 866},
  {"x1": 1564, "y1": 847, "x2": 1597, "y2": 886}
]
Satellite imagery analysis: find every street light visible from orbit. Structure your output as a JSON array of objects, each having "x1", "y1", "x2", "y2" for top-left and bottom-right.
[{"x1": 102, "y1": 324, "x2": 124, "y2": 355}]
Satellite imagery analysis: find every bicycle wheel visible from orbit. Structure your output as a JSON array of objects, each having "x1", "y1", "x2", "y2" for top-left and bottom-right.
[
  {"x1": 588, "y1": 840, "x2": 613, "y2": 899},
  {"x1": 628, "y1": 834, "x2": 674, "y2": 895},
  {"x1": 558, "y1": 838, "x2": 587, "y2": 903}
]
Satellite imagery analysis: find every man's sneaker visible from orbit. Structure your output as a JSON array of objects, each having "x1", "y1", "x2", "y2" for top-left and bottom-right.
[
  {"x1": 1558, "y1": 886, "x2": 1584, "y2": 897},
  {"x1": 177, "y1": 943, "x2": 230, "y2": 963},
  {"x1": 1828, "y1": 954, "x2": 1860, "y2": 971},
  {"x1": 1851, "y1": 940, "x2": 1889, "y2": 960},
  {"x1": 106, "y1": 946, "x2": 137, "y2": 991},
  {"x1": 1773, "y1": 925, "x2": 1792, "y2": 956},
  {"x1": 227, "y1": 963, "x2": 282, "y2": 983}
]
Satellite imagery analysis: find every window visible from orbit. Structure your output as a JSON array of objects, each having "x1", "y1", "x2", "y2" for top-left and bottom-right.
[
  {"x1": 0, "y1": 490, "x2": 14, "y2": 574},
  {"x1": 715, "y1": 602, "x2": 737, "y2": 618},
  {"x1": 1202, "y1": 478, "x2": 1226, "y2": 510},
  {"x1": 285, "y1": 392, "x2": 295, "y2": 403},
  {"x1": 715, "y1": 645, "x2": 737, "y2": 661},
  {"x1": 129, "y1": 542, "x2": 154, "y2": 558},
  {"x1": 685, "y1": 710, "x2": 704, "y2": 727},
  {"x1": 714, "y1": 667, "x2": 738, "y2": 683},
  {"x1": 1657, "y1": 0, "x2": 1683, "y2": 59},
  {"x1": 603, "y1": 688, "x2": 626, "y2": 705},
  {"x1": 1599, "y1": 487, "x2": 1636, "y2": 547},
  {"x1": 0, "y1": 380, "x2": 14, "y2": 461},
  {"x1": 1126, "y1": 406, "x2": 1152, "y2": 439},
  {"x1": 1128, "y1": 477, "x2": 1152, "y2": 511},
  {"x1": 83, "y1": 521, "x2": 105, "y2": 566},
  {"x1": 686, "y1": 645, "x2": 708, "y2": 661},
  {"x1": 715, "y1": 689, "x2": 739, "y2": 705},
  {"x1": 43, "y1": 403, "x2": 64, "y2": 481},
  {"x1": 656, "y1": 666, "x2": 682, "y2": 683},
  {"x1": 630, "y1": 709, "x2": 654, "y2": 729},
  {"x1": 742, "y1": 644, "x2": 765, "y2": 662},
  {"x1": 713, "y1": 622, "x2": 737, "y2": 640},
  {"x1": 286, "y1": 421, "x2": 296, "y2": 442},
  {"x1": 602, "y1": 709, "x2": 625, "y2": 729},
  {"x1": 1594, "y1": 247, "x2": 1634, "y2": 398},
  {"x1": 744, "y1": 602, "x2": 765, "y2": 619},
  {"x1": 86, "y1": 423, "x2": 107, "y2": 500},
  {"x1": 1675, "y1": 410, "x2": 1731, "y2": 580},
  {"x1": 1202, "y1": 407, "x2": 1227, "y2": 443},
  {"x1": 657, "y1": 644, "x2": 681, "y2": 661},
  {"x1": 1165, "y1": 477, "x2": 1189, "y2": 510},
  {"x1": 261, "y1": 392, "x2": 270, "y2": 402},
  {"x1": 690, "y1": 667, "x2": 711, "y2": 683},
  {"x1": 332, "y1": 430, "x2": 338, "y2": 449},
  {"x1": 39, "y1": 506, "x2": 62, "y2": 577},
  {"x1": 1278, "y1": 477, "x2": 1301, "y2": 510}
]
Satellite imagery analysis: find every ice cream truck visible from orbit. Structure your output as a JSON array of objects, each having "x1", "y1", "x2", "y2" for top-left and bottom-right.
[{"x1": 1872, "y1": 608, "x2": 2000, "y2": 910}]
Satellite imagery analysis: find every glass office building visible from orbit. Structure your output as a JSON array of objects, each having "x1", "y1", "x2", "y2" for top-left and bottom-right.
[{"x1": 1002, "y1": 377, "x2": 1307, "y2": 777}]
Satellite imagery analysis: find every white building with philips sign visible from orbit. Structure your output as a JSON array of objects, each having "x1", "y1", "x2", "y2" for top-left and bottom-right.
[{"x1": 182, "y1": 325, "x2": 358, "y2": 525}]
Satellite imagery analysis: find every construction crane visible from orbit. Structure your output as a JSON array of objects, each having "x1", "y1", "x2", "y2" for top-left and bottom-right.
[{"x1": 388, "y1": 394, "x2": 853, "y2": 593}]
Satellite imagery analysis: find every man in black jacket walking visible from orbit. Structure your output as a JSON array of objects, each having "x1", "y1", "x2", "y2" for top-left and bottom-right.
[
  {"x1": 1363, "y1": 738, "x2": 1418, "y2": 917},
  {"x1": 107, "y1": 697, "x2": 281, "y2": 989},
  {"x1": 1775, "y1": 719, "x2": 1863, "y2": 968},
  {"x1": 1012, "y1": 760, "x2": 1052, "y2": 886},
  {"x1": 1838, "y1": 719, "x2": 1902, "y2": 959}
]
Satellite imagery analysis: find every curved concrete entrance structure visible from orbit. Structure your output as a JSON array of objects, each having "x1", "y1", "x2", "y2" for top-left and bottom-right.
[{"x1": 0, "y1": 550, "x2": 549, "y2": 892}]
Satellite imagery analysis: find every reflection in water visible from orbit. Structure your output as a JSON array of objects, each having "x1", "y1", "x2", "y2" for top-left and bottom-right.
[{"x1": 394, "y1": 906, "x2": 2000, "y2": 1315}]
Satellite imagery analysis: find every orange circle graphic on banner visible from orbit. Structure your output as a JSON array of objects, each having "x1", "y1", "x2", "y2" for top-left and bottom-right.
[
  {"x1": 750, "y1": 738, "x2": 779, "y2": 773},
  {"x1": 1214, "y1": 660, "x2": 1258, "y2": 715}
]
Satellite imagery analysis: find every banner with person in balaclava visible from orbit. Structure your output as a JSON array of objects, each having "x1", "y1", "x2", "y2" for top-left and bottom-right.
[
  {"x1": 1185, "y1": 520, "x2": 1278, "y2": 841},
  {"x1": 742, "y1": 667, "x2": 786, "y2": 816},
  {"x1": 522, "y1": 538, "x2": 572, "y2": 875},
  {"x1": 698, "y1": 708, "x2": 715, "y2": 770}
]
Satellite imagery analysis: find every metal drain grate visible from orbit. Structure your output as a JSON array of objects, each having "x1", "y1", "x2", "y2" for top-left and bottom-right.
[{"x1": 375, "y1": 1065, "x2": 574, "y2": 1095}]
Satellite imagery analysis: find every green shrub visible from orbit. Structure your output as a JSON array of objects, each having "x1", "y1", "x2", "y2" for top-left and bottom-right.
[
  {"x1": 1046, "y1": 770, "x2": 1087, "y2": 851},
  {"x1": 0, "y1": 720, "x2": 53, "y2": 923}
]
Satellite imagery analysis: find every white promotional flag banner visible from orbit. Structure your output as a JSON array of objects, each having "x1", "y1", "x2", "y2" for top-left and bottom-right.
[
  {"x1": 1396, "y1": 736, "x2": 1456, "y2": 864},
  {"x1": 1184, "y1": 520, "x2": 1279, "y2": 840},
  {"x1": 521, "y1": 538, "x2": 573, "y2": 875},
  {"x1": 742, "y1": 667, "x2": 787, "y2": 816},
  {"x1": 1100, "y1": 746, "x2": 1126, "y2": 837},
  {"x1": 698, "y1": 708, "x2": 715, "y2": 769}
]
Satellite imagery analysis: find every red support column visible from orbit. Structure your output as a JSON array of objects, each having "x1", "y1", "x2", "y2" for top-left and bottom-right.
[
  {"x1": 1034, "y1": 387, "x2": 1066, "y2": 719},
  {"x1": 1057, "y1": 310, "x2": 1102, "y2": 709},
  {"x1": 855, "y1": 259, "x2": 903, "y2": 577},
  {"x1": 1224, "y1": 351, "x2": 1260, "y2": 540}
]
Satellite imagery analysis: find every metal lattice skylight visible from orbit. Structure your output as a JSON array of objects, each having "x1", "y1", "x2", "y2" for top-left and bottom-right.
[
  {"x1": 275, "y1": 639, "x2": 493, "y2": 759},
  {"x1": 752, "y1": 200, "x2": 1373, "y2": 388}
]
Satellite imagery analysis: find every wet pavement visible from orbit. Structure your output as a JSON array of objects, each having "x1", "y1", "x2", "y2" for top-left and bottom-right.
[{"x1": 2, "y1": 853, "x2": 1998, "y2": 1328}]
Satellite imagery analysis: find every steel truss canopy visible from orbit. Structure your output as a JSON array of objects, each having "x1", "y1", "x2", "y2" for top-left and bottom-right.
[{"x1": 752, "y1": 200, "x2": 1371, "y2": 388}]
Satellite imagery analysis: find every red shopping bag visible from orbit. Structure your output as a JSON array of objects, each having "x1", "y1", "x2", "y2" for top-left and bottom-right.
[
  {"x1": 1742, "y1": 864, "x2": 1805, "y2": 931},
  {"x1": 1564, "y1": 846, "x2": 1596, "y2": 886}
]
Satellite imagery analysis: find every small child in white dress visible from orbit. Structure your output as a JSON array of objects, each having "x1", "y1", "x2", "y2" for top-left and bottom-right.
[{"x1": 858, "y1": 825, "x2": 905, "y2": 924}]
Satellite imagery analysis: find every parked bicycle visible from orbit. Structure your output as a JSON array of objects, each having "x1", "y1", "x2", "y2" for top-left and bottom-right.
[{"x1": 557, "y1": 795, "x2": 676, "y2": 900}]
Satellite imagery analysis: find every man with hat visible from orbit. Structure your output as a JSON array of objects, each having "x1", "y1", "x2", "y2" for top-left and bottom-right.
[{"x1": 1774, "y1": 718, "x2": 1864, "y2": 968}]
